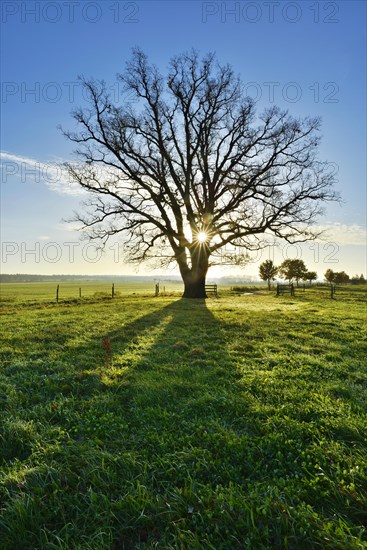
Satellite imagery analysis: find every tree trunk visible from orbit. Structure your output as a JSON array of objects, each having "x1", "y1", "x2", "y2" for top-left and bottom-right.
[
  {"x1": 180, "y1": 249, "x2": 209, "y2": 299},
  {"x1": 183, "y1": 276, "x2": 207, "y2": 298}
]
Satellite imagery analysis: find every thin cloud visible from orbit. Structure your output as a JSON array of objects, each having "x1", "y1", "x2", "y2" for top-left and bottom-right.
[
  {"x1": 315, "y1": 223, "x2": 367, "y2": 246},
  {"x1": 0, "y1": 151, "x2": 85, "y2": 196},
  {"x1": 57, "y1": 221, "x2": 83, "y2": 233}
]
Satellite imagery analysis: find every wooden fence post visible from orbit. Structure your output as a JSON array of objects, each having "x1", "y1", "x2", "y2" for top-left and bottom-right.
[
  {"x1": 56, "y1": 284, "x2": 59, "y2": 303},
  {"x1": 112, "y1": 283, "x2": 115, "y2": 298},
  {"x1": 79, "y1": 287, "x2": 82, "y2": 298},
  {"x1": 331, "y1": 284, "x2": 336, "y2": 299}
]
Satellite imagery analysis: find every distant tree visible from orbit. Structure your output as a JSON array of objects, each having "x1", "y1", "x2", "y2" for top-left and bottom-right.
[
  {"x1": 324, "y1": 269, "x2": 335, "y2": 284},
  {"x1": 279, "y1": 259, "x2": 307, "y2": 286},
  {"x1": 303, "y1": 270, "x2": 318, "y2": 286},
  {"x1": 259, "y1": 260, "x2": 278, "y2": 290},
  {"x1": 62, "y1": 48, "x2": 338, "y2": 299},
  {"x1": 334, "y1": 271, "x2": 350, "y2": 284},
  {"x1": 356, "y1": 274, "x2": 366, "y2": 284}
]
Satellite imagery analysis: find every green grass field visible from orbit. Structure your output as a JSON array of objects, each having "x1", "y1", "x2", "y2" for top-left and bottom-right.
[{"x1": 0, "y1": 284, "x2": 366, "y2": 548}]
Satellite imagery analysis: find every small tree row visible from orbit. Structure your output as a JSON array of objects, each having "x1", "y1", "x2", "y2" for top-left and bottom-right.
[
  {"x1": 259, "y1": 259, "x2": 317, "y2": 289},
  {"x1": 325, "y1": 269, "x2": 366, "y2": 285}
]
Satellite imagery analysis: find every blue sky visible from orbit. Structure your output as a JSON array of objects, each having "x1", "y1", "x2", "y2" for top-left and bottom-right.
[{"x1": 1, "y1": 0, "x2": 366, "y2": 278}]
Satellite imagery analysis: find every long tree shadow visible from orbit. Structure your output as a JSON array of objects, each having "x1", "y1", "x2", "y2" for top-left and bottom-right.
[
  {"x1": 107, "y1": 297, "x2": 257, "y2": 434},
  {"x1": 107, "y1": 298, "x2": 246, "y2": 407},
  {"x1": 98, "y1": 298, "x2": 266, "y2": 545},
  {"x1": 64, "y1": 297, "x2": 258, "y2": 464}
]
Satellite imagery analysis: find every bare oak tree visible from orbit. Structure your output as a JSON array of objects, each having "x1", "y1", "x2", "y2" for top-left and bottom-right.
[{"x1": 63, "y1": 49, "x2": 338, "y2": 298}]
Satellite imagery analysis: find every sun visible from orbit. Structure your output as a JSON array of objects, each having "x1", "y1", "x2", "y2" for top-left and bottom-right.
[{"x1": 197, "y1": 231, "x2": 209, "y2": 244}]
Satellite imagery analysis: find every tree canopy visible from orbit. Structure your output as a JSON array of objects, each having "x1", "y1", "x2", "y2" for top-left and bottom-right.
[
  {"x1": 63, "y1": 48, "x2": 338, "y2": 297},
  {"x1": 259, "y1": 260, "x2": 278, "y2": 289},
  {"x1": 279, "y1": 259, "x2": 307, "y2": 285},
  {"x1": 303, "y1": 270, "x2": 318, "y2": 284},
  {"x1": 325, "y1": 269, "x2": 335, "y2": 284},
  {"x1": 324, "y1": 269, "x2": 352, "y2": 285}
]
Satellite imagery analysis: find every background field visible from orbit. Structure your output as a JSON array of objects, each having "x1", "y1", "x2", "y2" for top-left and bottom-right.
[
  {"x1": 0, "y1": 283, "x2": 366, "y2": 548},
  {"x1": 1, "y1": 281, "x2": 364, "y2": 304},
  {"x1": 0, "y1": 281, "x2": 184, "y2": 303}
]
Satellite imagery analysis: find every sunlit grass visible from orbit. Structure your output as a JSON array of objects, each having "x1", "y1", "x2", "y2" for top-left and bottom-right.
[{"x1": 0, "y1": 286, "x2": 366, "y2": 548}]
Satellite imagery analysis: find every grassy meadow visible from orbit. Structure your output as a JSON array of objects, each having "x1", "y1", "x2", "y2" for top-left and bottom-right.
[{"x1": 0, "y1": 283, "x2": 366, "y2": 548}]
